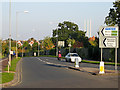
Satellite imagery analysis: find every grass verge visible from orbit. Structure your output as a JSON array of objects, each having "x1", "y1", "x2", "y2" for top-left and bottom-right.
[
  {"x1": 38, "y1": 55, "x2": 57, "y2": 58},
  {"x1": 4, "y1": 57, "x2": 21, "y2": 71},
  {"x1": 0, "y1": 57, "x2": 21, "y2": 84},
  {"x1": 82, "y1": 60, "x2": 120, "y2": 66},
  {"x1": 0, "y1": 73, "x2": 14, "y2": 84}
]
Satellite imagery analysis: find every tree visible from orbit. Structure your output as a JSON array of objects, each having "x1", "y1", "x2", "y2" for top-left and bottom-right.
[
  {"x1": 2, "y1": 40, "x2": 9, "y2": 56},
  {"x1": 53, "y1": 21, "x2": 79, "y2": 41},
  {"x1": 67, "y1": 38, "x2": 75, "y2": 47},
  {"x1": 73, "y1": 41, "x2": 83, "y2": 48},
  {"x1": 43, "y1": 36, "x2": 55, "y2": 50},
  {"x1": 104, "y1": 1, "x2": 120, "y2": 62},
  {"x1": 104, "y1": 1, "x2": 120, "y2": 27},
  {"x1": 23, "y1": 41, "x2": 31, "y2": 53},
  {"x1": 52, "y1": 21, "x2": 89, "y2": 47},
  {"x1": 32, "y1": 42, "x2": 38, "y2": 52},
  {"x1": 104, "y1": 1, "x2": 120, "y2": 45}
]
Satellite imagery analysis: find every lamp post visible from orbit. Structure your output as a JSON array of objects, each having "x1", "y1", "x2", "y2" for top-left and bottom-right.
[
  {"x1": 16, "y1": 11, "x2": 29, "y2": 58},
  {"x1": 56, "y1": 30, "x2": 58, "y2": 56},
  {"x1": 38, "y1": 40, "x2": 39, "y2": 56},
  {"x1": 22, "y1": 42, "x2": 23, "y2": 57},
  {"x1": 68, "y1": 42, "x2": 71, "y2": 53},
  {"x1": 8, "y1": 0, "x2": 11, "y2": 73}
]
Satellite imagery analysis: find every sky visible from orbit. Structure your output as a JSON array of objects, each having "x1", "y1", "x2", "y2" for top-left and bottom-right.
[{"x1": 1, "y1": 0, "x2": 116, "y2": 40}]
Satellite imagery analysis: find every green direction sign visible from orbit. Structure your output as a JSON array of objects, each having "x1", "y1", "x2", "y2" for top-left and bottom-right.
[{"x1": 99, "y1": 26, "x2": 119, "y2": 48}]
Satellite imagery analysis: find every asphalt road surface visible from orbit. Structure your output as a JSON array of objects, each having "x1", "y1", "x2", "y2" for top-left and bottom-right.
[{"x1": 11, "y1": 57, "x2": 118, "y2": 88}]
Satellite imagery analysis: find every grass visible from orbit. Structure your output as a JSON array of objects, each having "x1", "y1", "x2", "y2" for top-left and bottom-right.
[
  {"x1": 0, "y1": 73, "x2": 15, "y2": 84},
  {"x1": 82, "y1": 60, "x2": 100, "y2": 64},
  {"x1": 4, "y1": 57, "x2": 21, "y2": 72},
  {"x1": 0, "y1": 54, "x2": 5, "y2": 59},
  {"x1": 0, "y1": 57, "x2": 21, "y2": 84},
  {"x1": 39, "y1": 55, "x2": 56, "y2": 57},
  {"x1": 82, "y1": 60, "x2": 120, "y2": 66}
]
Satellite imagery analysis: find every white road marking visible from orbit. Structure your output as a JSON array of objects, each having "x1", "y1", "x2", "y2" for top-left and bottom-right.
[{"x1": 36, "y1": 57, "x2": 67, "y2": 67}]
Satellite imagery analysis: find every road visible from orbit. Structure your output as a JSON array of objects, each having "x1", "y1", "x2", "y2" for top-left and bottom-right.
[{"x1": 11, "y1": 57, "x2": 118, "y2": 88}]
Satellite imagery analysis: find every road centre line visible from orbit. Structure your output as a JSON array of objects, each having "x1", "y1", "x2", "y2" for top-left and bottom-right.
[
  {"x1": 36, "y1": 57, "x2": 68, "y2": 67},
  {"x1": 36, "y1": 57, "x2": 54, "y2": 64}
]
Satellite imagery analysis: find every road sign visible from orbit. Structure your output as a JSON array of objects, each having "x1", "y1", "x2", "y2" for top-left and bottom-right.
[
  {"x1": 10, "y1": 51, "x2": 13, "y2": 55},
  {"x1": 99, "y1": 26, "x2": 119, "y2": 72},
  {"x1": 99, "y1": 26, "x2": 119, "y2": 48},
  {"x1": 99, "y1": 37, "x2": 119, "y2": 48},
  {"x1": 58, "y1": 41, "x2": 64, "y2": 47},
  {"x1": 100, "y1": 26, "x2": 118, "y2": 37}
]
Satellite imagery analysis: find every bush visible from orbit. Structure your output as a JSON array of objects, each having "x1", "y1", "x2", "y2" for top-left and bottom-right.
[{"x1": 49, "y1": 48, "x2": 55, "y2": 56}]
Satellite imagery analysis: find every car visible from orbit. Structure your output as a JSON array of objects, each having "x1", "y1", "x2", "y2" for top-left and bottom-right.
[{"x1": 65, "y1": 53, "x2": 82, "y2": 62}]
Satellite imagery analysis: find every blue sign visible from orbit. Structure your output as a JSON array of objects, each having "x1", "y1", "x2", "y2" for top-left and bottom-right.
[{"x1": 105, "y1": 28, "x2": 116, "y2": 30}]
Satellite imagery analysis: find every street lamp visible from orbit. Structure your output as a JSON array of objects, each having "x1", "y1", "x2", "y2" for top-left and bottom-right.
[
  {"x1": 56, "y1": 30, "x2": 58, "y2": 56},
  {"x1": 38, "y1": 40, "x2": 40, "y2": 56},
  {"x1": 16, "y1": 10, "x2": 29, "y2": 58},
  {"x1": 8, "y1": 0, "x2": 11, "y2": 73},
  {"x1": 68, "y1": 42, "x2": 71, "y2": 53}
]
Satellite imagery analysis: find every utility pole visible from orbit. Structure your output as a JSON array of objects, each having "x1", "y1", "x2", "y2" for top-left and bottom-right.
[
  {"x1": 90, "y1": 19, "x2": 91, "y2": 37},
  {"x1": 16, "y1": 12, "x2": 18, "y2": 58},
  {"x1": 16, "y1": 11, "x2": 29, "y2": 58},
  {"x1": 87, "y1": 19, "x2": 89, "y2": 38},
  {"x1": 84, "y1": 19, "x2": 86, "y2": 32},
  {"x1": 38, "y1": 40, "x2": 39, "y2": 56},
  {"x1": 8, "y1": 0, "x2": 11, "y2": 71},
  {"x1": 56, "y1": 30, "x2": 58, "y2": 56}
]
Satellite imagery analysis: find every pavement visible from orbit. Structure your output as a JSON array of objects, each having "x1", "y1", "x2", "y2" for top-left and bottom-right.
[
  {"x1": 68, "y1": 66, "x2": 119, "y2": 76},
  {"x1": 0, "y1": 58, "x2": 8, "y2": 73},
  {"x1": 0, "y1": 57, "x2": 119, "y2": 88}
]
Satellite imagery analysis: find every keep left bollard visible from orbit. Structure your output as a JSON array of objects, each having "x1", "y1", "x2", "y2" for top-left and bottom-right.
[
  {"x1": 99, "y1": 61, "x2": 105, "y2": 74},
  {"x1": 75, "y1": 58, "x2": 79, "y2": 68}
]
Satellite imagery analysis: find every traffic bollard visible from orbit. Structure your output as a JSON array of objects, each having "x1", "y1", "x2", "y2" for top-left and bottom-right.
[
  {"x1": 75, "y1": 58, "x2": 79, "y2": 68},
  {"x1": 99, "y1": 61, "x2": 105, "y2": 74}
]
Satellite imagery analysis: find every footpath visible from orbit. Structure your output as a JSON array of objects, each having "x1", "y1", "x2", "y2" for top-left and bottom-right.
[{"x1": 68, "y1": 66, "x2": 119, "y2": 76}]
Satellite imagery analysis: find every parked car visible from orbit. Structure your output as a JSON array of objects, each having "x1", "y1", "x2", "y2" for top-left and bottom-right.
[{"x1": 65, "y1": 53, "x2": 82, "y2": 62}]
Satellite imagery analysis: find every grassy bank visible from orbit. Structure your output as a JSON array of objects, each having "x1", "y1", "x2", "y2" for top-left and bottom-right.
[
  {"x1": 0, "y1": 57, "x2": 21, "y2": 84},
  {"x1": 39, "y1": 55, "x2": 57, "y2": 58},
  {"x1": 82, "y1": 60, "x2": 120, "y2": 66},
  {"x1": 0, "y1": 54, "x2": 5, "y2": 59},
  {"x1": 4, "y1": 57, "x2": 21, "y2": 71},
  {"x1": 0, "y1": 73, "x2": 14, "y2": 84}
]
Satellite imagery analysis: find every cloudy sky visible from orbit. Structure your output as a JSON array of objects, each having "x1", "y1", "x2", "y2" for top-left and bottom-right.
[{"x1": 1, "y1": 0, "x2": 115, "y2": 40}]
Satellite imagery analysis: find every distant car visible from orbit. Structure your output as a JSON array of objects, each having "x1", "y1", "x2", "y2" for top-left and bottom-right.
[{"x1": 65, "y1": 53, "x2": 82, "y2": 62}]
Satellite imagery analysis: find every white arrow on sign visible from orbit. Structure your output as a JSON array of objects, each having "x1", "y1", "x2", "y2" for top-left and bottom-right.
[{"x1": 103, "y1": 38, "x2": 116, "y2": 47}]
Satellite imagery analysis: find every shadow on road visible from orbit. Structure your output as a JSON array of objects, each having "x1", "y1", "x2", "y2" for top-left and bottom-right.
[{"x1": 44, "y1": 63, "x2": 67, "y2": 68}]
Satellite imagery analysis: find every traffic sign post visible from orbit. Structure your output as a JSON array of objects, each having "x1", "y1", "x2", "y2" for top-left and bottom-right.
[
  {"x1": 99, "y1": 26, "x2": 119, "y2": 72},
  {"x1": 68, "y1": 42, "x2": 71, "y2": 53}
]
